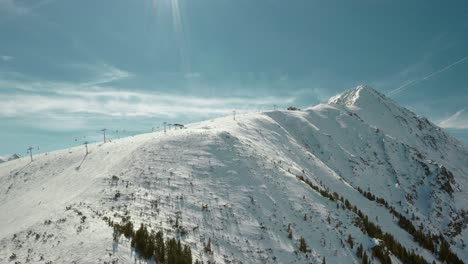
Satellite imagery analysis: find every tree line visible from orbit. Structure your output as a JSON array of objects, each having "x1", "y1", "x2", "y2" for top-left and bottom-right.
[
  {"x1": 105, "y1": 217, "x2": 199, "y2": 263},
  {"x1": 296, "y1": 175, "x2": 434, "y2": 264},
  {"x1": 357, "y1": 187, "x2": 463, "y2": 264}
]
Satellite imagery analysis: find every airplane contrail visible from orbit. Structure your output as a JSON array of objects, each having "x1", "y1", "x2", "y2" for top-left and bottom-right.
[{"x1": 388, "y1": 54, "x2": 468, "y2": 96}]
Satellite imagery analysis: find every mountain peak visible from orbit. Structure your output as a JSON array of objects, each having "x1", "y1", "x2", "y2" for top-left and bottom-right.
[
  {"x1": 1, "y1": 86, "x2": 467, "y2": 263},
  {"x1": 327, "y1": 85, "x2": 388, "y2": 107},
  {"x1": 0, "y1": 153, "x2": 20, "y2": 163}
]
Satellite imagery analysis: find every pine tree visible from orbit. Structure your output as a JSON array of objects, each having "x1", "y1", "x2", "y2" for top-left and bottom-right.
[
  {"x1": 347, "y1": 234, "x2": 353, "y2": 249},
  {"x1": 154, "y1": 231, "x2": 165, "y2": 263},
  {"x1": 166, "y1": 238, "x2": 177, "y2": 264},
  {"x1": 299, "y1": 236, "x2": 308, "y2": 253},
  {"x1": 204, "y1": 237, "x2": 212, "y2": 254},
  {"x1": 183, "y1": 244, "x2": 192, "y2": 263},
  {"x1": 439, "y1": 239, "x2": 449, "y2": 262},
  {"x1": 357, "y1": 244, "x2": 363, "y2": 258},
  {"x1": 362, "y1": 252, "x2": 368, "y2": 264}
]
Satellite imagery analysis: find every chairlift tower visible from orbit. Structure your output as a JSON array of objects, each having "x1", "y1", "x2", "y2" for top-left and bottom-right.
[
  {"x1": 101, "y1": 128, "x2": 107, "y2": 143},
  {"x1": 27, "y1": 146, "x2": 33, "y2": 161}
]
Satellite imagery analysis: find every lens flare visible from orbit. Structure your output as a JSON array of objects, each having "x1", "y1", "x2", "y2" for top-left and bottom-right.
[{"x1": 149, "y1": 0, "x2": 191, "y2": 74}]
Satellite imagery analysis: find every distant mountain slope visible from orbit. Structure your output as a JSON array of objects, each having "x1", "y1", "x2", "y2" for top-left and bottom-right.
[
  {"x1": 0, "y1": 86, "x2": 466, "y2": 263},
  {"x1": 0, "y1": 154, "x2": 20, "y2": 164}
]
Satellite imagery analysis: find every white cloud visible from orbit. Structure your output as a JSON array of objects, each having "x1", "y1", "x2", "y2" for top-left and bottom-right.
[
  {"x1": 0, "y1": 0, "x2": 55, "y2": 16},
  {"x1": 0, "y1": 63, "x2": 132, "y2": 93},
  {"x1": 0, "y1": 0, "x2": 29, "y2": 15},
  {"x1": 74, "y1": 63, "x2": 133, "y2": 85},
  {"x1": 184, "y1": 72, "x2": 201, "y2": 79},
  {"x1": 0, "y1": 89, "x2": 294, "y2": 119},
  {"x1": 0, "y1": 55, "x2": 14, "y2": 62},
  {"x1": 0, "y1": 65, "x2": 297, "y2": 131},
  {"x1": 291, "y1": 87, "x2": 332, "y2": 103},
  {"x1": 438, "y1": 108, "x2": 468, "y2": 129}
]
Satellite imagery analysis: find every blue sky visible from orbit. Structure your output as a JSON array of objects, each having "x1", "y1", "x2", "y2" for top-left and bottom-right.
[{"x1": 1, "y1": 0, "x2": 467, "y2": 155}]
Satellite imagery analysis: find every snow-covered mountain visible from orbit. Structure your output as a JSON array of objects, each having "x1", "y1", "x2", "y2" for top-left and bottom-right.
[
  {"x1": 0, "y1": 85, "x2": 467, "y2": 264},
  {"x1": 0, "y1": 154, "x2": 20, "y2": 164}
]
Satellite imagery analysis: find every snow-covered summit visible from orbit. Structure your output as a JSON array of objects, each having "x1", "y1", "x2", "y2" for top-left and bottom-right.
[
  {"x1": 327, "y1": 85, "x2": 388, "y2": 108},
  {"x1": 0, "y1": 86, "x2": 467, "y2": 264},
  {"x1": 328, "y1": 85, "x2": 465, "y2": 162}
]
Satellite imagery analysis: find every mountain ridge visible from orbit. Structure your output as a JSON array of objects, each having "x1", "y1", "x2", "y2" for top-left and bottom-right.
[
  {"x1": 0, "y1": 85, "x2": 466, "y2": 263},
  {"x1": 0, "y1": 154, "x2": 20, "y2": 164}
]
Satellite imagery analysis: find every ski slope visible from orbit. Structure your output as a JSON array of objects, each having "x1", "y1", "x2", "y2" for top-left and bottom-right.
[{"x1": 1, "y1": 85, "x2": 467, "y2": 263}]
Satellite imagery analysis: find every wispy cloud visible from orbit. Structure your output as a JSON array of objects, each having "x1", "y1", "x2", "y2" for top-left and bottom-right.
[
  {"x1": 0, "y1": 0, "x2": 28, "y2": 15},
  {"x1": 290, "y1": 87, "x2": 333, "y2": 104},
  {"x1": 0, "y1": 63, "x2": 132, "y2": 93},
  {"x1": 0, "y1": 55, "x2": 14, "y2": 62},
  {"x1": 0, "y1": 87, "x2": 295, "y2": 118},
  {"x1": 75, "y1": 63, "x2": 133, "y2": 85},
  {"x1": 388, "y1": 55, "x2": 468, "y2": 97},
  {"x1": 0, "y1": 64, "x2": 297, "y2": 131},
  {"x1": 438, "y1": 108, "x2": 468, "y2": 129},
  {"x1": 184, "y1": 72, "x2": 201, "y2": 79},
  {"x1": 0, "y1": 0, "x2": 55, "y2": 16}
]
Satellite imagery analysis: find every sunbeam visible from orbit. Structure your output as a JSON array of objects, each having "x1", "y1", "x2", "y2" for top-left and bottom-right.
[{"x1": 149, "y1": 0, "x2": 191, "y2": 74}]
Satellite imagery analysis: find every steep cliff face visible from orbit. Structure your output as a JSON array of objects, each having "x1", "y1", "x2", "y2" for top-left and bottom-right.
[{"x1": 0, "y1": 86, "x2": 466, "y2": 263}]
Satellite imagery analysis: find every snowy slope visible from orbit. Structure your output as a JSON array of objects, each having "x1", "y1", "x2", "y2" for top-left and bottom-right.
[
  {"x1": 0, "y1": 154, "x2": 19, "y2": 164},
  {"x1": 0, "y1": 85, "x2": 467, "y2": 263}
]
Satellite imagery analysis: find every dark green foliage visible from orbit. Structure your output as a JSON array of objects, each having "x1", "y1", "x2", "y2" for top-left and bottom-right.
[
  {"x1": 372, "y1": 245, "x2": 392, "y2": 264},
  {"x1": 438, "y1": 238, "x2": 464, "y2": 264},
  {"x1": 361, "y1": 215, "x2": 382, "y2": 238},
  {"x1": 132, "y1": 224, "x2": 150, "y2": 257},
  {"x1": 113, "y1": 221, "x2": 193, "y2": 263},
  {"x1": 439, "y1": 239, "x2": 450, "y2": 261},
  {"x1": 114, "y1": 191, "x2": 121, "y2": 201},
  {"x1": 347, "y1": 234, "x2": 354, "y2": 249},
  {"x1": 299, "y1": 236, "x2": 308, "y2": 253},
  {"x1": 296, "y1": 176, "x2": 432, "y2": 264},
  {"x1": 113, "y1": 221, "x2": 134, "y2": 239},
  {"x1": 362, "y1": 252, "x2": 368, "y2": 264},
  {"x1": 358, "y1": 188, "x2": 463, "y2": 264},
  {"x1": 166, "y1": 238, "x2": 192, "y2": 264},
  {"x1": 204, "y1": 237, "x2": 212, "y2": 254},
  {"x1": 356, "y1": 244, "x2": 363, "y2": 258},
  {"x1": 287, "y1": 224, "x2": 293, "y2": 239},
  {"x1": 154, "y1": 231, "x2": 165, "y2": 263},
  {"x1": 344, "y1": 199, "x2": 351, "y2": 210}
]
